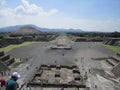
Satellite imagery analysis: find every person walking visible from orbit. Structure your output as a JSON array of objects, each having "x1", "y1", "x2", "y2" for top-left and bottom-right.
[{"x1": 6, "y1": 72, "x2": 21, "y2": 90}]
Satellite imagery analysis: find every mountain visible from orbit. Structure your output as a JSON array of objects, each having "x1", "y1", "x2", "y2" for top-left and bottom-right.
[
  {"x1": 0, "y1": 24, "x2": 84, "y2": 33},
  {"x1": 0, "y1": 25, "x2": 22, "y2": 32},
  {"x1": 12, "y1": 25, "x2": 41, "y2": 34}
]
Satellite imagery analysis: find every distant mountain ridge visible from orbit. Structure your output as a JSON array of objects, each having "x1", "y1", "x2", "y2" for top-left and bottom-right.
[{"x1": 0, "y1": 24, "x2": 84, "y2": 33}]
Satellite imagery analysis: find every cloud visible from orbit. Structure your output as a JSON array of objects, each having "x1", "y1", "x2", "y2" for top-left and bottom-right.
[
  {"x1": 35, "y1": 17, "x2": 120, "y2": 32},
  {"x1": 0, "y1": 0, "x2": 6, "y2": 6},
  {"x1": 0, "y1": 8, "x2": 14, "y2": 17},
  {"x1": 18, "y1": 0, "x2": 58, "y2": 16},
  {"x1": 22, "y1": 0, "x2": 29, "y2": 8},
  {"x1": 0, "y1": 0, "x2": 58, "y2": 18},
  {"x1": 14, "y1": 5, "x2": 26, "y2": 15},
  {"x1": 49, "y1": 9, "x2": 58, "y2": 16},
  {"x1": 68, "y1": 18, "x2": 120, "y2": 32},
  {"x1": 0, "y1": 0, "x2": 119, "y2": 32}
]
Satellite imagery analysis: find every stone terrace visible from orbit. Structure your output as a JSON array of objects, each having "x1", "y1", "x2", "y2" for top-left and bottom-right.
[{"x1": 0, "y1": 51, "x2": 14, "y2": 76}]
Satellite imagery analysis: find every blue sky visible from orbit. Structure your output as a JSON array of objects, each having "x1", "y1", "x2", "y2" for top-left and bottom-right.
[{"x1": 0, "y1": 0, "x2": 120, "y2": 32}]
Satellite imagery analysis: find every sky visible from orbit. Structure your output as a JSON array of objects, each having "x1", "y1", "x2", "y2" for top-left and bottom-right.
[{"x1": 0, "y1": 0, "x2": 120, "y2": 32}]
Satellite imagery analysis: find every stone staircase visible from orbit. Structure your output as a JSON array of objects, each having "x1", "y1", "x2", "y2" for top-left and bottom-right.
[
  {"x1": 103, "y1": 38, "x2": 120, "y2": 46},
  {"x1": 111, "y1": 63, "x2": 120, "y2": 77},
  {"x1": 0, "y1": 51, "x2": 15, "y2": 66},
  {"x1": 106, "y1": 53, "x2": 120, "y2": 67},
  {"x1": 0, "y1": 51, "x2": 15, "y2": 75},
  {"x1": 104, "y1": 53, "x2": 120, "y2": 77},
  {"x1": 106, "y1": 56, "x2": 120, "y2": 67}
]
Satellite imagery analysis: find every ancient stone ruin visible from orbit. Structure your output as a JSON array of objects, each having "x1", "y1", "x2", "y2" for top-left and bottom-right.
[
  {"x1": 27, "y1": 64, "x2": 86, "y2": 89},
  {"x1": 50, "y1": 38, "x2": 72, "y2": 50},
  {"x1": 103, "y1": 38, "x2": 120, "y2": 46},
  {"x1": 110, "y1": 53, "x2": 120, "y2": 77},
  {"x1": 0, "y1": 51, "x2": 14, "y2": 76}
]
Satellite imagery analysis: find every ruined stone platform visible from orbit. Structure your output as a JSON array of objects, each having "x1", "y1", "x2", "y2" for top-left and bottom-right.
[{"x1": 27, "y1": 64, "x2": 86, "y2": 89}]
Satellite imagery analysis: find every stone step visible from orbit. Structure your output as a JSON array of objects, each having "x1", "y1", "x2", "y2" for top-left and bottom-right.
[
  {"x1": 106, "y1": 59, "x2": 116, "y2": 66},
  {"x1": 3, "y1": 58, "x2": 15, "y2": 66},
  {"x1": 111, "y1": 63, "x2": 120, "y2": 77},
  {"x1": 0, "y1": 54, "x2": 10, "y2": 62},
  {"x1": 0, "y1": 61, "x2": 10, "y2": 73},
  {"x1": 0, "y1": 51, "x2": 4, "y2": 57},
  {"x1": 111, "y1": 56, "x2": 120, "y2": 63},
  {"x1": 116, "y1": 53, "x2": 120, "y2": 57}
]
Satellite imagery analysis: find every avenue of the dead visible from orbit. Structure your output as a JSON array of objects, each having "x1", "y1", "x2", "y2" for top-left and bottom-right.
[{"x1": 0, "y1": 35, "x2": 120, "y2": 90}]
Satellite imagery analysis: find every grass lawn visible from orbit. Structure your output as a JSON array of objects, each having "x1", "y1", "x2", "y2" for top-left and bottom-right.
[
  {"x1": 102, "y1": 44, "x2": 120, "y2": 52},
  {"x1": 0, "y1": 42, "x2": 36, "y2": 53}
]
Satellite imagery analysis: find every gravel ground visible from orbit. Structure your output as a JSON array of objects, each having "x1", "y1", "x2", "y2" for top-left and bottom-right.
[{"x1": 7, "y1": 41, "x2": 120, "y2": 90}]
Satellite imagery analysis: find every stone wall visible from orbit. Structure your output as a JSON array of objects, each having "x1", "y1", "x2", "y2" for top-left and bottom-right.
[
  {"x1": 111, "y1": 63, "x2": 120, "y2": 77},
  {"x1": 74, "y1": 37, "x2": 103, "y2": 42},
  {"x1": 5, "y1": 37, "x2": 23, "y2": 44},
  {"x1": 0, "y1": 51, "x2": 15, "y2": 75},
  {"x1": 103, "y1": 38, "x2": 120, "y2": 46}
]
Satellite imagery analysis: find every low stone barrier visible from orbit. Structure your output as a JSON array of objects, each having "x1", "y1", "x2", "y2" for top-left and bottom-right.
[
  {"x1": 0, "y1": 51, "x2": 4, "y2": 57},
  {"x1": 0, "y1": 55, "x2": 10, "y2": 62},
  {"x1": 3, "y1": 58, "x2": 15, "y2": 66},
  {"x1": 27, "y1": 82, "x2": 86, "y2": 88}
]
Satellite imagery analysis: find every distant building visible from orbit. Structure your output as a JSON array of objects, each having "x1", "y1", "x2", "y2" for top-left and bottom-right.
[
  {"x1": 22, "y1": 36, "x2": 34, "y2": 41},
  {"x1": 5, "y1": 37, "x2": 23, "y2": 44},
  {"x1": 0, "y1": 51, "x2": 11, "y2": 76},
  {"x1": 0, "y1": 39, "x2": 9, "y2": 47},
  {"x1": 103, "y1": 38, "x2": 120, "y2": 46}
]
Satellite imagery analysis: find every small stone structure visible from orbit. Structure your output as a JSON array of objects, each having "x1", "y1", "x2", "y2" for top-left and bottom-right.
[
  {"x1": 37, "y1": 34, "x2": 58, "y2": 41},
  {"x1": 111, "y1": 62, "x2": 120, "y2": 77},
  {"x1": 0, "y1": 37, "x2": 23, "y2": 47},
  {"x1": 108, "y1": 54, "x2": 120, "y2": 77},
  {"x1": 103, "y1": 38, "x2": 120, "y2": 46},
  {"x1": 22, "y1": 36, "x2": 35, "y2": 41},
  {"x1": 0, "y1": 51, "x2": 15, "y2": 76},
  {"x1": 50, "y1": 44, "x2": 72, "y2": 50},
  {"x1": 106, "y1": 56, "x2": 120, "y2": 67},
  {"x1": 5, "y1": 37, "x2": 23, "y2": 44},
  {"x1": 0, "y1": 52, "x2": 15, "y2": 66},
  {"x1": 74, "y1": 37, "x2": 103, "y2": 42},
  {"x1": 27, "y1": 64, "x2": 86, "y2": 89},
  {"x1": 50, "y1": 38, "x2": 72, "y2": 50},
  {"x1": 0, "y1": 39, "x2": 9, "y2": 48},
  {"x1": 93, "y1": 54, "x2": 120, "y2": 78}
]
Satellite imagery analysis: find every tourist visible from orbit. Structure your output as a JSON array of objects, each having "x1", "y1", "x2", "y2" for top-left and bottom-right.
[
  {"x1": 6, "y1": 72, "x2": 21, "y2": 90},
  {"x1": 26, "y1": 66, "x2": 29, "y2": 70},
  {"x1": 0, "y1": 78, "x2": 6, "y2": 90},
  {"x1": 0, "y1": 78, "x2": 6, "y2": 88},
  {"x1": 95, "y1": 85, "x2": 97, "y2": 88},
  {"x1": 89, "y1": 69, "x2": 91, "y2": 73}
]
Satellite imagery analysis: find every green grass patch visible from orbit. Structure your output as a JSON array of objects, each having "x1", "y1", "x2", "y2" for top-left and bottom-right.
[
  {"x1": 15, "y1": 58, "x2": 22, "y2": 62},
  {"x1": 101, "y1": 44, "x2": 120, "y2": 52},
  {"x1": 0, "y1": 42, "x2": 36, "y2": 53}
]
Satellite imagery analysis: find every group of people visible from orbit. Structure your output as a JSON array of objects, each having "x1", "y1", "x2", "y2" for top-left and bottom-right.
[{"x1": 0, "y1": 72, "x2": 21, "y2": 90}]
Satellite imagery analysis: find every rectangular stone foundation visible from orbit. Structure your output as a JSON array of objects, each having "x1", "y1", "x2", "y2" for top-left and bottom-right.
[{"x1": 27, "y1": 64, "x2": 86, "y2": 88}]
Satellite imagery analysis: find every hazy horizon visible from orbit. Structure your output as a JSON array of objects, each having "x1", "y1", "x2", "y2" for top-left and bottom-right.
[{"x1": 0, "y1": 0, "x2": 120, "y2": 32}]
